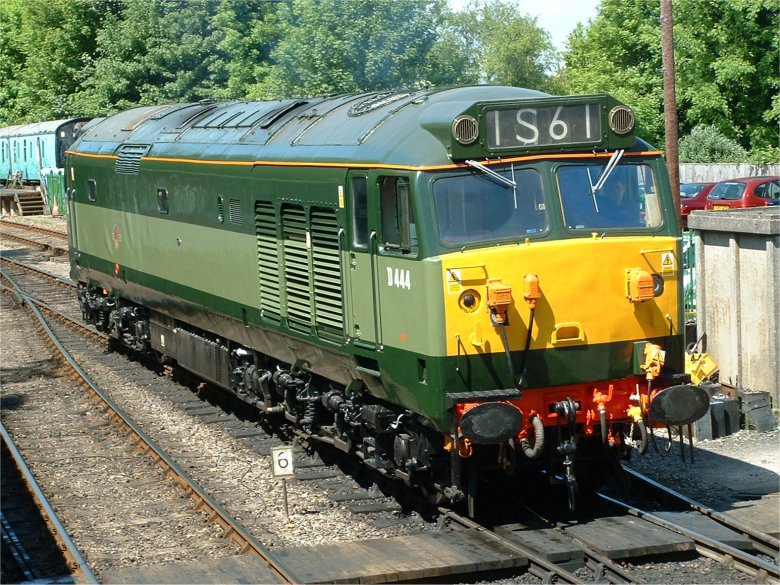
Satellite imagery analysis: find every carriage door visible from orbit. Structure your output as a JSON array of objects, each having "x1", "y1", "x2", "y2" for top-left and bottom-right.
[{"x1": 346, "y1": 173, "x2": 379, "y2": 349}]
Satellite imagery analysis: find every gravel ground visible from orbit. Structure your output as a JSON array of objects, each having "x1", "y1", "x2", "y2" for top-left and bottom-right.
[
  {"x1": 6, "y1": 213, "x2": 779, "y2": 513},
  {"x1": 625, "y1": 427, "x2": 780, "y2": 511},
  {"x1": 4, "y1": 214, "x2": 778, "y2": 584},
  {"x1": 1, "y1": 214, "x2": 69, "y2": 235}
]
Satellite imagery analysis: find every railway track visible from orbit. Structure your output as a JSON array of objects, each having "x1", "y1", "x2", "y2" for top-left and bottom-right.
[
  {"x1": 2, "y1": 231, "x2": 778, "y2": 584},
  {"x1": 0, "y1": 219, "x2": 69, "y2": 254},
  {"x1": 1, "y1": 268, "x2": 299, "y2": 582},
  {"x1": 0, "y1": 261, "x2": 529, "y2": 583},
  {"x1": 503, "y1": 473, "x2": 780, "y2": 585},
  {"x1": 1, "y1": 420, "x2": 97, "y2": 584},
  {"x1": 612, "y1": 466, "x2": 780, "y2": 577}
]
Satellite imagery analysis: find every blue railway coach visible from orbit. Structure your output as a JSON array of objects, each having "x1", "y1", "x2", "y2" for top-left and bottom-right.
[{"x1": 0, "y1": 118, "x2": 91, "y2": 184}]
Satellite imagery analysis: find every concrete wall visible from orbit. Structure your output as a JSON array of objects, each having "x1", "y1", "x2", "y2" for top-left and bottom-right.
[
  {"x1": 680, "y1": 163, "x2": 780, "y2": 183},
  {"x1": 688, "y1": 208, "x2": 779, "y2": 406}
]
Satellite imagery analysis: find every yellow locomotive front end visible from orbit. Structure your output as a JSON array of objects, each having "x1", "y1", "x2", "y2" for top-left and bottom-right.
[{"x1": 421, "y1": 96, "x2": 709, "y2": 510}]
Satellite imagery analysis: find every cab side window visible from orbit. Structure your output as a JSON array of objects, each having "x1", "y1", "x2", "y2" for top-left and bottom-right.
[
  {"x1": 351, "y1": 176, "x2": 368, "y2": 249},
  {"x1": 379, "y1": 176, "x2": 416, "y2": 254}
]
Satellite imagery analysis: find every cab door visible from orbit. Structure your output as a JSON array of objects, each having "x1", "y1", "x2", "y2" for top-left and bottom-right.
[{"x1": 345, "y1": 172, "x2": 379, "y2": 348}]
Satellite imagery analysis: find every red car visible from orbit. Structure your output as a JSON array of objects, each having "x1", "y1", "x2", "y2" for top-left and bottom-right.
[
  {"x1": 704, "y1": 176, "x2": 780, "y2": 210},
  {"x1": 679, "y1": 181, "x2": 716, "y2": 226}
]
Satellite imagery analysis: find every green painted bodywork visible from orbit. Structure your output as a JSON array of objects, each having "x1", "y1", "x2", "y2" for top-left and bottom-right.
[{"x1": 67, "y1": 86, "x2": 684, "y2": 432}]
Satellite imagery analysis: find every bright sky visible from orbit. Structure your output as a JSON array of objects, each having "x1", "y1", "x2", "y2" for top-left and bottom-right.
[{"x1": 448, "y1": 0, "x2": 602, "y2": 52}]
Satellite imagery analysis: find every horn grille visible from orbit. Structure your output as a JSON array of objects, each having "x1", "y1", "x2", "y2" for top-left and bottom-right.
[
  {"x1": 452, "y1": 115, "x2": 479, "y2": 145},
  {"x1": 609, "y1": 106, "x2": 635, "y2": 135}
]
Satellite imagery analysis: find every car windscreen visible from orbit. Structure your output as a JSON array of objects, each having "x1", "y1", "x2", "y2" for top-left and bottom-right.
[
  {"x1": 708, "y1": 182, "x2": 746, "y2": 200},
  {"x1": 680, "y1": 183, "x2": 705, "y2": 198}
]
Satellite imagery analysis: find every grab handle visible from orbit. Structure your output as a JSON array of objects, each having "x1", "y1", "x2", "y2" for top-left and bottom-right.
[{"x1": 552, "y1": 322, "x2": 585, "y2": 345}]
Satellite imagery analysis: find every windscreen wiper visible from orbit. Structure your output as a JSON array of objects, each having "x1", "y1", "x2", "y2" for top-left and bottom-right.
[
  {"x1": 466, "y1": 159, "x2": 516, "y2": 189},
  {"x1": 465, "y1": 159, "x2": 518, "y2": 208},
  {"x1": 587, "y1": 149, "x2": 625, "y2": 212}
]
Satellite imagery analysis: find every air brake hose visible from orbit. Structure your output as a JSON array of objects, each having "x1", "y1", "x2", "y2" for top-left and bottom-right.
[
  {"x1": 498, "y1": 325, "x2": 517, "y2": 390},
  {"x1": 635, "y1": 418, "x2": 649, "y2": 455},
  {"x1": 519, "y1": 413, "x2": 545, "y2": 459}
]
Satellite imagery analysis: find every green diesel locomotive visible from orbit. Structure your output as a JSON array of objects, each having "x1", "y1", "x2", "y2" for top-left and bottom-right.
[{"x1": 66, "y1": 85, "x2": 707, "y2": 511}]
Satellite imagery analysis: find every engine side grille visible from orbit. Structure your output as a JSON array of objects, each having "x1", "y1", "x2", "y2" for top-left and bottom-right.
[
  {"x1": 281, "y1": 205, "x2": 312, "y2": 332},
  {"x1": 310, "y1": 207, "x2": 343, "y2": 339},
  {"x1": 255, "y1": 201, "x2": 281, "y2": 322}
]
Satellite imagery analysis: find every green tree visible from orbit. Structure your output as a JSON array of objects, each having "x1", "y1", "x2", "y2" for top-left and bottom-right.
[
  {"x1": 560, "y1": 0, "x2": 664, "y2": 143},
  {"x1": 679, "y1": 125, "x2": 749, "y2": 162},
  {"x1": 424, "y1": 8, "x2": 481, "y2": 87},
  {"x1": 210, "y1": 0, "x2": 279, "y2": 100},
  {"x1": 674, "y1": 0, "x2": 779, "y2": 150},
  {"x1": 73, "y1": 0, "x2": 228, "y2": 115},
  {"x1": 256, "y1": 0, "x2": 444, "y2": 98},
  {"x1": 0, "y1": 0, "x2": 105, "y2": 123},
  {"x1": 0, "y1": 0, "x2": 25, "y2": 125},
  {"x1": 560, "y1": 0, "x2": 779, "y2": 152},
  {"x1": 426, "y1": 1, "x2": 559, "y2": 92}
]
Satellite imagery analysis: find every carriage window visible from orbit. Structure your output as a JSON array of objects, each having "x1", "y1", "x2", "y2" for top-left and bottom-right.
[
  {"x1": 557, "y1": 164, "x2": 662, "y2": 230},
  {"x1": 379, "y1": 176, "x2": 416, "y2": 254},
  {"x1": 157, "y1": 188, "x2": 169, "y2": 214},
  {"x1": 351, "y1": 176, "x2": 368, "y2": 248},
  {"x1": 87, "y1": 179, "x2": 97, "y2": 202},
  {"x1": 433, "y1": 167, "x2": 547, "y2": 246}
]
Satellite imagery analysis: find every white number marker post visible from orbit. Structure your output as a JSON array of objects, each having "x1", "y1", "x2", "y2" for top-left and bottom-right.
[{"x1": 271, "y1": 446, "x2": 294, "y2": 517}]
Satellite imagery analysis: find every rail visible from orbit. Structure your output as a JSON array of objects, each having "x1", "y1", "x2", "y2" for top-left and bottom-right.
[
  {"x1": 1, "y1": 268, "x2": 302, "y2": 584},
  {"x1": 1, "y1": 420, "x2": 99, "y2": 584},
  {"x1": 597, "y1": 491, "x2": 779, "y2": 583}
]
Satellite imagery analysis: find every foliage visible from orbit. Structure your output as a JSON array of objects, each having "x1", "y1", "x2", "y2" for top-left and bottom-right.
[
  {"x1": 748, "y1": 146, "x2": 780, "y2": 165},
  {"x1": 674, "y1": 0, "x2": 779, "y2": 150},
  {"x1": 255, "y1": 0, "x2": 444, "y2": 98},
  {"x1": 210, "y1": 0, "x2": 280, "y2": 101},
  {"x1": 561, "y1": 0, "x2": 779, "y2": 153},
  {"x1": 0, "y1": 0, "x2": 106, "y2": 123},
  {"x1": 0, "y1": 0, "x2": 561, "y2": 123},
  {"x1": 426, "y1": 1, "x2": 559, "y2": 92},
  {"x1": 7, "y1": 0, "x2": 774, "y2": 164},
  {"x1": 71, "y1": 0, "x2": 230, "y2": 116},
  {"x1": 678, "y1": 125, "x2": 749, "y2": 163}
]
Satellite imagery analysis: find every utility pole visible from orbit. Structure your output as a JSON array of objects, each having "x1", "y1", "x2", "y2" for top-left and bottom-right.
[{"x1": 661, "y1": 0, "x2": 681, "y2": 227}]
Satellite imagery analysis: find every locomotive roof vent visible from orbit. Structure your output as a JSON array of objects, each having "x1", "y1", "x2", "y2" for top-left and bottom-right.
[
  {"x1": 609, "y1": 105, "x2": 635, "y2": 135},
  {"x1": 349, "y1": 92, "x2": 411, "y2": 116},
  {"x1": 452, "y1": 115, "x2": 479, "y2": 145}
]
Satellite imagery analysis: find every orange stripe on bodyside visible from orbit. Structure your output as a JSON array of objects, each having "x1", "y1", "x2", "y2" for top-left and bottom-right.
[{"x1": 66, "y1": 149, "x2": 664, "y2": 172}]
